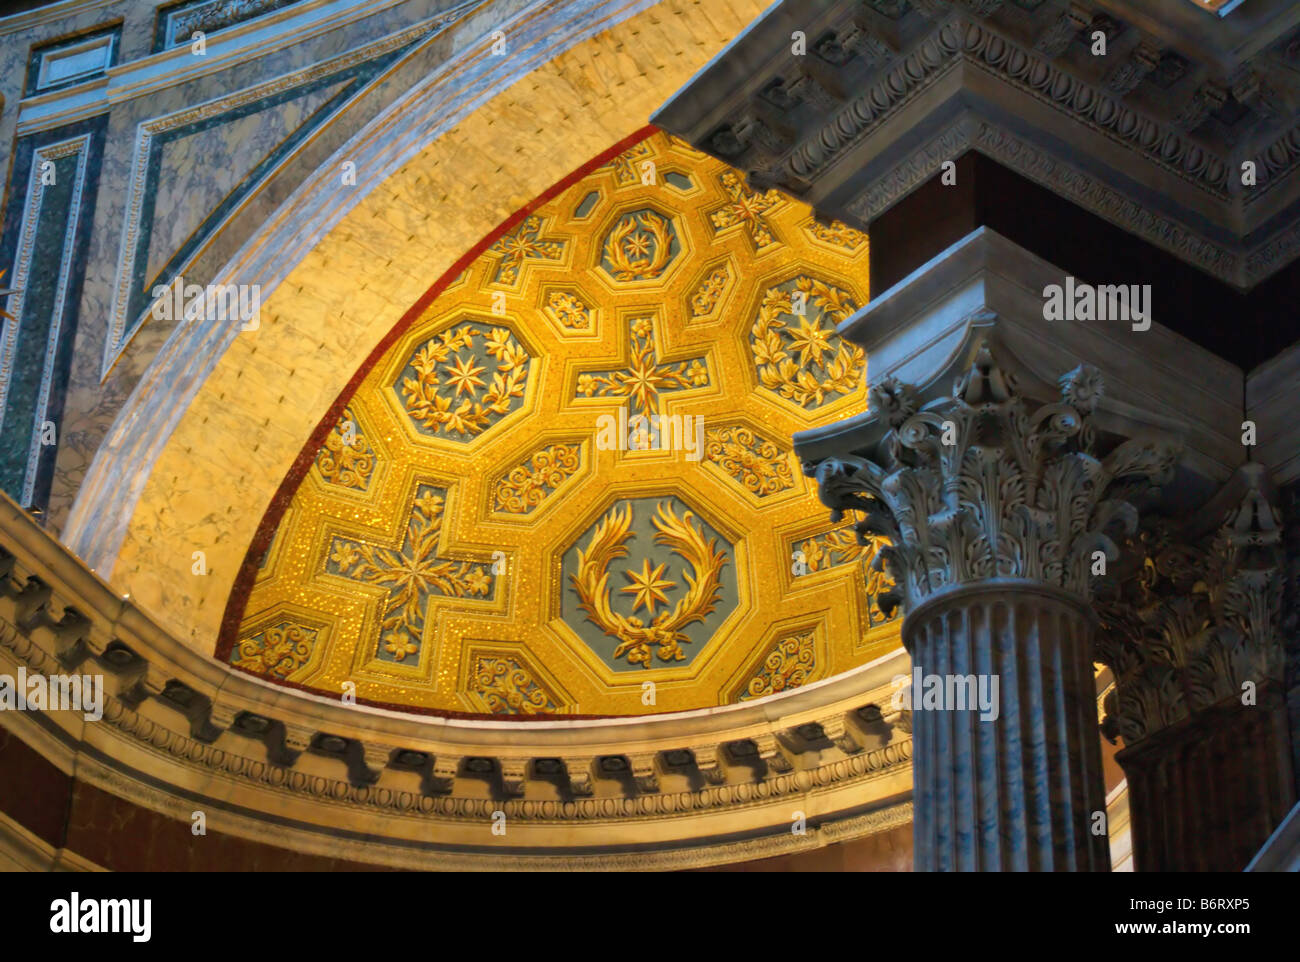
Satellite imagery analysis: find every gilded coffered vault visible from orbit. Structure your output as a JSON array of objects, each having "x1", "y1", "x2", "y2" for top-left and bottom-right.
[
  {"x1": 222, "y1": 130, "x2": 898, "y2": 715},
  {"x1": 5, "y1": 0, "x2": 1300, "y2": 878}
]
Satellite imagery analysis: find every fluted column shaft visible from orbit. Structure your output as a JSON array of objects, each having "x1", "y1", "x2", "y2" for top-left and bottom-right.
[
  {"x1": 801, "y1": 345, "x2": 1178, "y2": 871},
  {"x1": 904, "y1": 581, "x2": 1110, "y2": 871}
]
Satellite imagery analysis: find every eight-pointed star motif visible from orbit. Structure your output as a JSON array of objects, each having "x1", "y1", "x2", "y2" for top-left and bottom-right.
[
  {"x1": 617, "y1": 353, "x2": 672, "y2": 415},
  {"x1": 445, "y1": 353, "x2": 487, "y2": 397},
  {"x1": 620, "y1": 557, "x2": 676, "y2": 616},
  {"x1": 623, "y1": 232, "x2": 652, "y2": 259},
  {"x1": 786, "y1": 314, "x2": 834, "y2": 367}
]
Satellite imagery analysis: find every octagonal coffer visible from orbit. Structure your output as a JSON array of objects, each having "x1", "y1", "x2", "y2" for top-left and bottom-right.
[
  {"x1": 559, "y1": 495, "x2": 738, "y2": 672},
  {"x1": 391, "y1": 319, "x2": 532, "y2": 443}
]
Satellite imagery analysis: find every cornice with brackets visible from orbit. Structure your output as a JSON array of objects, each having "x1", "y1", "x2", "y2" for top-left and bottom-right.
[
  {"x1": 0, "y1": 492, "x2": 915, "y2": 870},
  {"x1": 652, "y1": 0, "x2": 1300, "y2": 288}
]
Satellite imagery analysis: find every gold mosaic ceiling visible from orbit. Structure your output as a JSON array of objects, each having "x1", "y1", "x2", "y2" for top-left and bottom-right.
[{"x1": 225, "y1": 130, "x2": 899, "y2": 716}]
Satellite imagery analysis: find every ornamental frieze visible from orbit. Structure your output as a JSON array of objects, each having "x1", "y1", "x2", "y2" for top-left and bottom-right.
[{"x1": 652, "y1": 0, "x2": 1300, "y2": 286}]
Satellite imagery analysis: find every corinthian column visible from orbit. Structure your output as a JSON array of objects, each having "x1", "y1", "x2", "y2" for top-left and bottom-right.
[
  {"x1": 1095, "y1": 466, "x2": 1295, "y2": 870},
  {"x1": 805, "y1": 344, "x2": 1180, "y2": 871}
]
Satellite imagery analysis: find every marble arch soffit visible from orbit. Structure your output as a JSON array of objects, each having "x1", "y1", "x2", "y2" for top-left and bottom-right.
[
  {"x1": 220, "y1": 130, "x2": 900, "y2": 717},
  {"x1": 81, "y1": 0, "x2": 777, "y2": 650}
]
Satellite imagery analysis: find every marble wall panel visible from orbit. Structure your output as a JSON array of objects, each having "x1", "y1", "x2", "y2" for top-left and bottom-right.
[{"x1": 36, "y1": 0, "x2": 485, "y2": 529}]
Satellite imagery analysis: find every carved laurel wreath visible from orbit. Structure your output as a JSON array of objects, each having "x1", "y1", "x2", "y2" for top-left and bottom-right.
[
  {"x1": 569, "y1": 503, "x2": 727, "y2": 669},
  {"x1": 401, "y1": 324, "x2": 528, "y2": 437},
  {"x1": 602, "y1": 212, "x2": 674, "y2": 281},
  {"x1": 750, "y1": 278, "x2": 863, "y2": 408}
]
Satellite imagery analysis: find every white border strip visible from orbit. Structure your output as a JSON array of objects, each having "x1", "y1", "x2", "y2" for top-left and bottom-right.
[
  {"x1": 14, "y1": 0, "x2": 414, "y2": 135},
  {"x1": 22, "y1": 138, "x2": 93, "y2": 507},
  {"x1": 99, "y1": 14, "x2": 451, "y2": 378},
  {"x1": 0, "y1": 135, "x2": 92, "y2": 509}
]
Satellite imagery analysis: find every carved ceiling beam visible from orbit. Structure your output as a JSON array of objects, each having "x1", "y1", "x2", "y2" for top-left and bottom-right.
[
  {"x1": 1105, "y1": 37, "x2": 1164, "y2": 95},
  {"x1": 1036, "y1": 3, "x2": 1093, "y2": 58}
]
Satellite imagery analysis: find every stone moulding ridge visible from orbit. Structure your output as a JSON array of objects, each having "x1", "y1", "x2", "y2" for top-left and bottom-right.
[
  {"x1": 751, "y1": 16, "x2": 1236, "y2": 203},
  {"x1": 0, "y1": 491, "x2": 914, "y2": 867},
  {"x1": 657, "y1": 3, "x2": 1300, "y2": 287},
  {"x1": 841, "y1": 118, "x2": 1242, "y2": 281}
]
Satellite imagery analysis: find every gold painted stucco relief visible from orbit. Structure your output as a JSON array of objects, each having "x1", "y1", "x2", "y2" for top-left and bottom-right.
[{"x1": 232, "y1": 131, "x2": 899, "y2": 715}]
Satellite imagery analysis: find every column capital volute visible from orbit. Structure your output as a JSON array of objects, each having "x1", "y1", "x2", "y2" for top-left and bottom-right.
[
  {"x1": 1095, "y1": 464, "x2": 1286, "y2": 748},
  {"x1": 802, "y1": 339, "x2": 1181, "y2": 614},
  {"x1": 794, "y1": 228, "x2": 1243, "y2": 484}
]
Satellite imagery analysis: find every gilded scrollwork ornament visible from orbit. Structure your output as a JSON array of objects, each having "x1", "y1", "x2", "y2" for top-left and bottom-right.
[
  {"x1": 739, "y1": 630, "x2": 817, "y2": 700},
  {"x1": 469, "y1": 655, "x2": 558, "y2": 715},
  {"x1": 493, "y1": 443, "x2": 582, "y2": 513},
  {"x1": 234, "y1": 623, "x2": 318, "y2": 679},
  {"x1": 315, "y1": 407, "x2": 375, "y2": 490},
  {"x1": 704, "y1": 425, "x2": 796, "y2": 497}
]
